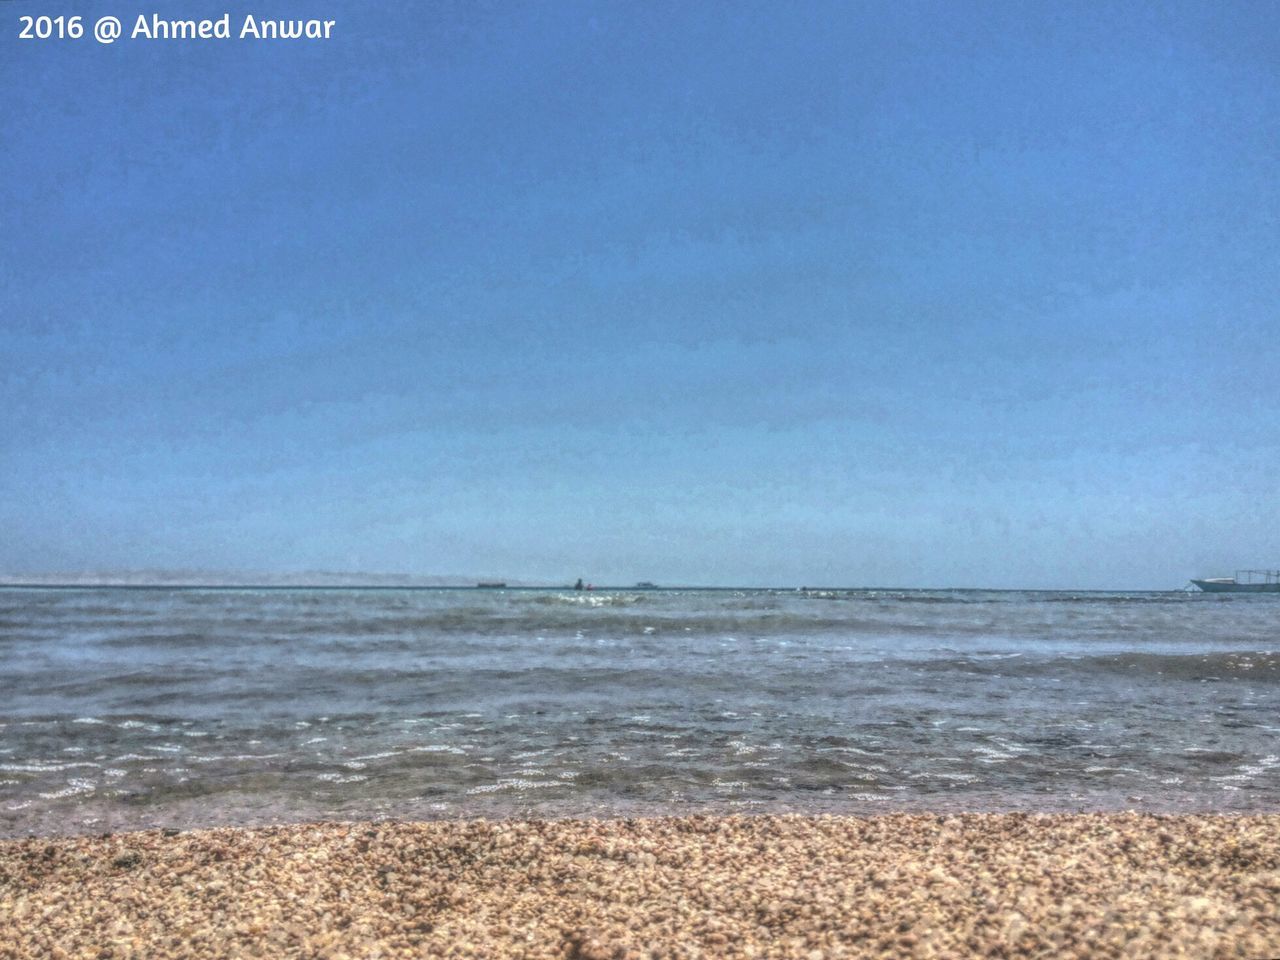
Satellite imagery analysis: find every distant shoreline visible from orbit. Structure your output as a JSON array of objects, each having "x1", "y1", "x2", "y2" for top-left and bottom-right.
[{"x1": 0, "y1": 582, "x2": 1188, "y2": 593}]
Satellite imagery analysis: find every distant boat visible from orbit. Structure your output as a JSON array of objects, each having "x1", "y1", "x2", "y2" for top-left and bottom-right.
[
  {"x1": 476, "y1": 582, "x2": 507, "y2": 589},
  {"x1": 635, "y1": 581, "x2": 658, "y2": 589},
  {"x1": 1191, "y1": 570, "x2": 1280, "y2": 593}
]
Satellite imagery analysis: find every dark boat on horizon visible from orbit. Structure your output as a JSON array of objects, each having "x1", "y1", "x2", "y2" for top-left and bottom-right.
[{"x1": 1190, "y1": 569, "x2": 1280, "y2": 593}]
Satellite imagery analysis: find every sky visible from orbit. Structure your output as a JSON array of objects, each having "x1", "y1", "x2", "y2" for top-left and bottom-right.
[{"x1": 2, "y1": 0, "x2": 1278, "y2": 588}]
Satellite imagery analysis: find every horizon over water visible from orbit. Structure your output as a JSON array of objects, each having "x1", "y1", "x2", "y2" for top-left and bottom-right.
[
  {"x1": 0, "y1": 576, "x2": 1210, "y2": 591},
  {"x1": 2, "y1": 586, "x2": 1277, "y2": 837}
]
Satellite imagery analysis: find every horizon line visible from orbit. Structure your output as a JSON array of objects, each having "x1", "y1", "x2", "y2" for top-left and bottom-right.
[{"x1": 0, "y1": 581, "x2": 1190, "y2": 593}]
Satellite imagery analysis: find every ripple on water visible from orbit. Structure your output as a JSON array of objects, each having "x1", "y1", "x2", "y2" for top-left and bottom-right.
[{"x1": 3, "y1": 587, "x2": 1280, "y2": 833}]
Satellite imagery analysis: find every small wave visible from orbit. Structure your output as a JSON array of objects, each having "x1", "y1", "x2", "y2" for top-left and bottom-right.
[
  {"x1": 1039, "y1": 593, "x2": 1194, "y2": 605},
  {"x1": 909, "y1": 772, "x2": 978, "y2": 782},
  {"x1": 1210, "y1": 755, "x2": 1280, "y2": 784},
  {"x1": 466, "y1": 778, "x2": 565, "y2": 794},
  {"x1": 409, "y1": 744, "x2": 467, "y2": 755},
  {"x1": 0, "y1": 761, "x2": 102, "y2": 773},
  {"x1": 916, "y1": 650, "x2": 1280, "y2": 682},
  {"x1": 187, "y1": 753, "x2": 284, "y2": 764},
  {"x1": 527, "y1": 593, "x2": 647, "y2": 608},
  {"x1": 37, "y1": 778, "x2": 97, "y2": 800}
]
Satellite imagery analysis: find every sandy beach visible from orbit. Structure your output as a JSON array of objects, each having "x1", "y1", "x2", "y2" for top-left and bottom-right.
[{"x1": 3, "y1": 813, "x2": 1278, "y2": 959}]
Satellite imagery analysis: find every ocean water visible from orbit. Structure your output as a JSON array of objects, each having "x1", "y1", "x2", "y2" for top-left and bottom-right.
[{"x1": 1, "y1": 586, "x2": 1277, "y2": 836}]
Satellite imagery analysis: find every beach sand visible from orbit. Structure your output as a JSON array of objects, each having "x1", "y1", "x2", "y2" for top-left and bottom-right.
[{"x1": 2, "y1": 813, "x2": 1278, "y2": 959}]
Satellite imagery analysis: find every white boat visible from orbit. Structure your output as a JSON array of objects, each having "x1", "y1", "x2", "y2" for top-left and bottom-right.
[{"x1": 1190, "y1": 570, "x2": 1280, "y2": 593}]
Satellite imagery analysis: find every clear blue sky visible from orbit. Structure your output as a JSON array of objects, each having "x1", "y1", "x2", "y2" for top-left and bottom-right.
[{"x1": 2, "y1": 1, "x2": 1277, "y2": 588}]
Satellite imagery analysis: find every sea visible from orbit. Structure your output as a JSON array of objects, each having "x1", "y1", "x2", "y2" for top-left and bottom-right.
[{"x1": 1, "y1": 586, "x2": 1277, "y2": 836}]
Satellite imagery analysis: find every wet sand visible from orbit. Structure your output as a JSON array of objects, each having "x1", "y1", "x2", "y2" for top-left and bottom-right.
[{"x1": 2, "y1": 813, "x2": 1278, "y2": 959}]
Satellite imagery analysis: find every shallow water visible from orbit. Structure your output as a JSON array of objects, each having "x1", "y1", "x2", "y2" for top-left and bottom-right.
[{"x1": 1, "y1": 586, "x2": 1277, "y2": 835}]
